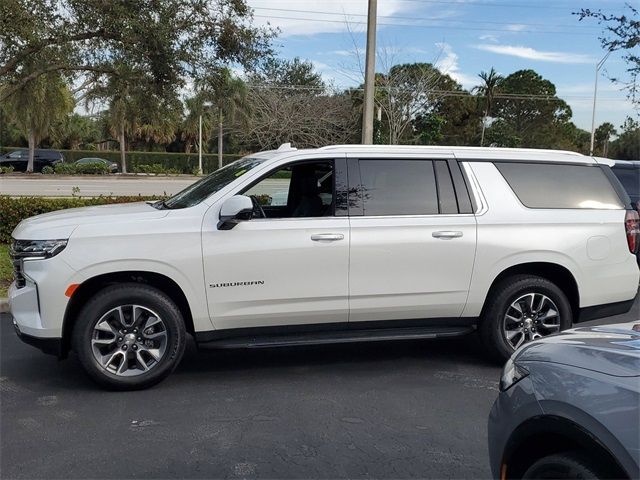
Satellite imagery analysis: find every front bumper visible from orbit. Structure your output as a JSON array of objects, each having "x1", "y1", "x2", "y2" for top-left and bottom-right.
[{"x1": 11, "y1": 316, "x2": 62, "y2": 356}]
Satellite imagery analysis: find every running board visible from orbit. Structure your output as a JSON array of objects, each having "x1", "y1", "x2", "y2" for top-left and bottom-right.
[{"x1": 197, "y1": 325, "x2": 475, "y2": 349}]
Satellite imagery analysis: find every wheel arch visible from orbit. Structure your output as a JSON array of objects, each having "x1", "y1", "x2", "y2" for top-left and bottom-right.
[
  {"x1": 61, "y1": 271, "x2": 195, "y2": 357},
  {"x1": 502, "y1": 415, "x2": 630, "y2": 479},
  {"x1": 480, "y1": 262, "x2": 580, "y2": 323}
]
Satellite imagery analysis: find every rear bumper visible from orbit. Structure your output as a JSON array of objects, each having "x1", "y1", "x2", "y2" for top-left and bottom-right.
[{"x1": 577, "y1": 294, "x2": 638, "y2": 323}]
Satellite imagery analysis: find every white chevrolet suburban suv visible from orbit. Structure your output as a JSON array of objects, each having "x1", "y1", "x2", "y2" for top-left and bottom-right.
[{"x1": 8, "y1": 145, "x2": 640, "y2": 389}]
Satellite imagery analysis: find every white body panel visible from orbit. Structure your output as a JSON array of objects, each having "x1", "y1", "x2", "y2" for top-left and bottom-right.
[{"x1": 7, "y1": 145, "x2": 639, "y2": 343}]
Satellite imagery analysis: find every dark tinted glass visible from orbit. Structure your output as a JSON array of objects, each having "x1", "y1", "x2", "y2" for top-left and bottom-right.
[
  {"x1": 496, "y1": 162, "x2": 623, "y2": 209},
  {"x1": 359, "y1": 160, "x2": 438, "y2": 215},
  {"x1": 612, "y1": 166, "x2": 640, "y2": 200},
  {"x1": 434, "y1": 161, "x2": 458, "y2": 214}
]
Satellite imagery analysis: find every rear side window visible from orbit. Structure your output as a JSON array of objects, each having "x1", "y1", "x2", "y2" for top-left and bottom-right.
[
  {"x1": 359, "y1": 160, "x2": 438, "y2": 215},
  {"x1": 612, "y1": 166, "x2": 640, "y2": 199},
  {"x1": 495, "y1": 162, "x2": 624, "y2": 209}
]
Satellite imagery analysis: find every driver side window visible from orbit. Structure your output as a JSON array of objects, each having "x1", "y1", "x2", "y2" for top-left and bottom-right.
[{"x1": 243, "y1": 160, "x2": 334, "y2": 218}]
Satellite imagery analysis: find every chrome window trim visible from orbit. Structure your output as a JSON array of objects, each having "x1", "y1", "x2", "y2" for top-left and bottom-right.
[{"x1": 461, "y1": 162, "x2": 488, "y2": 216}]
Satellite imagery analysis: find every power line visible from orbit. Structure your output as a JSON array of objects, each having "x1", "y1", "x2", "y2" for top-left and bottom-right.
[
  {"x1": 246, "y1": 83, "x2": 629, "y2": 102},
  {"x1": 393, "y1": 0, "x2": 622, "y2": 11},
  {"x1": 253, "y1": 14, "x2": 596, "y2": 36},
  {"x1": 251, "y1": 6, "x2": 600, "y2": 31}
]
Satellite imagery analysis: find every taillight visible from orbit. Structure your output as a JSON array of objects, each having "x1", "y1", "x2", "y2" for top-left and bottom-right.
[{"x1": 625, "y1": 210, "x2": 640, "y2": 254}]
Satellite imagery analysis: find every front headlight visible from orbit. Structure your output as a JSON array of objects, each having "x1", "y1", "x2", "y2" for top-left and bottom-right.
[
  {"x1": 11, "y1": 239, "x2": 68, "y2": 259},
  {"x1": 499, "y1": 357, "x2": 529, "y2": 392}
]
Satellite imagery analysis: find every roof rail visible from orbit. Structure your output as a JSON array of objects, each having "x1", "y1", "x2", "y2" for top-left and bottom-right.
[{"x1": 316, "y1": 144, "x2": 583, "y2": 156}]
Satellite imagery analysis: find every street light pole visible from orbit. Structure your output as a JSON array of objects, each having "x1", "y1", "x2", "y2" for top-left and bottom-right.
[
  {"x1": 361, "y1": 0, "x2": 377, "y2": 145},
  {"x1": 589, "y1": 50, "x2": 612, "y2": 156}
]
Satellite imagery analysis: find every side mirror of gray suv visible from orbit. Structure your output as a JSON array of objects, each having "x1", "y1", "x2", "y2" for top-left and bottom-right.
[{"x1": 218, "y1": 195, "x2": 254, "y2": 230}]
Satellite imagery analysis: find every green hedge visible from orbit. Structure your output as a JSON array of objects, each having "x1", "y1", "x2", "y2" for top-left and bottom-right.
[
  {"x1": 0, "y1": 195, "x2": 164, "y2": 243},
  {"x1": 0, "y1": 147, "x2": 243, "y2": 174}
]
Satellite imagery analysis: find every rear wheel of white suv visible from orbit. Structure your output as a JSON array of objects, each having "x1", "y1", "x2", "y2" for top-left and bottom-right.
[
  {"x1": 72, "y1": 283, "x2": 186, "y2": 390},
  {"x1": 480, "y1": 275, "x2": 572, "y2": 361}
]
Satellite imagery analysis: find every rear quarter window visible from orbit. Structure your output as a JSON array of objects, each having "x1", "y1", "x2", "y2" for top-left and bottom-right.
[{"x1": 495, "y1": 162, "x2": 624, "y2": 209}]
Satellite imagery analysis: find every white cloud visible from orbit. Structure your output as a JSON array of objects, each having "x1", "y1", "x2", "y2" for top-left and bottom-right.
[
  {"x1": 434, "y1": 42, "x2": 477, "y2": 89},
  {"x1": 247, "y1": 0, "x2": 413, "y2": 37},
  {"x1": 475, "y1": 44, "x2": 595, "y2": 64},
  {"x1": 479, "y1": 34, "x2": 499, "y2": 43},
  {"x1": 505, "y1": 24, "x2": 527, "y2": 32}
]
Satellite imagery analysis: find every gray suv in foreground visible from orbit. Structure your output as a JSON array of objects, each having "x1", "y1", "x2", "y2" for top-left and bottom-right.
[{"x1": 488, "y1": 322, "x2": 639, "y2": 479}]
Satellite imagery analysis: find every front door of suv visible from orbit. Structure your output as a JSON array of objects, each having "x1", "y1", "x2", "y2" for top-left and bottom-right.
[
  {"x1": 347, "y1": 155, "x2": 477, "y2": 322},
  {"x1": 202, "y1": 157, "x2": 350, "y2": 330}
]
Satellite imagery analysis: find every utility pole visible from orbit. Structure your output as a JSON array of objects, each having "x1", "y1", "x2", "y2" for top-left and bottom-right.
[
  {"x1": 198, "y1": 113, "x2": 203, "y2": 175},
  {"x1": 589, "y1": 50, "x2": 612, "y2": 156},
  {"x1": 361, "y1": 0, "x2": 377, "y2": 145}
]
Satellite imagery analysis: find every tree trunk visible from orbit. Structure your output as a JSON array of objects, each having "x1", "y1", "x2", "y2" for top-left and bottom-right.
[
  {"x1": 27, "y1": 128, "x2": 35, "y2": 173},
  {"x1": 119, "y1": 124, "x2": 127, "y2": 174},
  {"x1": 218, "y1": 110, "x2": 223, "y2": 170}
]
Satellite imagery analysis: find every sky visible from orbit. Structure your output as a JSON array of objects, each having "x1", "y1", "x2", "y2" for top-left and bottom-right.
[{"x1": 245, "y1": 0, "x2": 636, "y2": 132}]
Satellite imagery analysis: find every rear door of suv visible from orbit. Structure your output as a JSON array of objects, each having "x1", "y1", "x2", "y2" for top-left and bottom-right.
[{"x1": 346, "y1": 153, "x2": 478, "y2": 322}]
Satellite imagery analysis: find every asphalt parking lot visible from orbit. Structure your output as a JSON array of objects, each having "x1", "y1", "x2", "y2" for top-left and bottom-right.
[{"x1": 1, "y1": 301, "x2": 638, "y2": 479}]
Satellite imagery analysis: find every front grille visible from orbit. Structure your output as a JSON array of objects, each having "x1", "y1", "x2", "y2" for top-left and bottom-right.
[{"x1": 9, "y1": 243, "x2": 26, "y2": 288}]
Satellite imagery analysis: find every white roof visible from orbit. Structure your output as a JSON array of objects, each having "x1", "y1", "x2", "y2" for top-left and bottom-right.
[{"x1": 315, "y1": 144, "x2": 591, "y2": 163}]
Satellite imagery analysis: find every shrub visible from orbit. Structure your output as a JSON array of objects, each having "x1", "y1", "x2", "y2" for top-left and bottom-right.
[
  {"x1": 134, "y1": 164, "x2": 181, "y2": 175},
  {"x1": 0, "y1": 166, "x2": 15, "y2": 174},
  {"x1": 75, "y1": 162, "x2": 110, "y2": 175},
  {"x1": 0, "y1": 195, "x2": 164, "y2": 243},
  {"x1": 54, "y1": 163, "x2": 77, "y2": 174},
  {"x1": 41, "y1": 166, "x2": 54, "y2": 174}
]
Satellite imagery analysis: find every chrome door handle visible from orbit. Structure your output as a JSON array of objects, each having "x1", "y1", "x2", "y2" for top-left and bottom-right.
[
  {"x1": 311, "y1": 233, "x2": 344, "y2": 242},
  {"x1": 432, "y1": 231, "x2": 463, "y2": 239}
]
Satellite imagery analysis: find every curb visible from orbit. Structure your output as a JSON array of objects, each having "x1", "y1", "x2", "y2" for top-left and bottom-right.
[{"x1": 0, "y1": 298, "x2": 8, "y2": 314}]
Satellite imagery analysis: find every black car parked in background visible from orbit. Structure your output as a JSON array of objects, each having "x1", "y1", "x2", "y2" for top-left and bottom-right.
[
  {"x1": 0, "y1": 149, "x2": 65, "y2": 172},
  {"x1": 609, "y1": 160, "x2": 640, "y2": 211}
]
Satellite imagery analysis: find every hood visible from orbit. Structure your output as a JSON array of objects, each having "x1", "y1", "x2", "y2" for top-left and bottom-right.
[
  {"x1": 12, "y1": 202, "x2": 169, "y2": 240},
  {"x1": 516, "y1": 322, "x2": 640, "y2": 377}
]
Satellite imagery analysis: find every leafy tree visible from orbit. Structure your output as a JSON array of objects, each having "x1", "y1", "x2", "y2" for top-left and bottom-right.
[
  {"x1": 251, "y1": 57, "x2": 325, "y2": 91},
  {"x1": 474, "y1": 67, "x2": 503, "y2": 146},
  {"x1": 182, "y1": 94, "x2": 216, "y2": 154},
  {"x1": 199, "y1": 68, "x2": 249, "y2": 170},
  {"x1": 594, "y1": 122, "x2": 617, "y2": 157},
  {"x1": 2, "y1": 59, "x2": 73, "y2": 171},
  {"x1": 492, "y1": 69, "x2": 572, "y2": 148},
  {"x1": 610, "y1": 117, "x2": 640, "y2": 159},
  {"x1": 576, "y1": 4, "x2": 640, "y2": 103},
  {"x1": 1, "y1": 0, "x2": 273, "y2": 102},
  {"x1": 51, "y1": 114, "x2": 100, "y2": 150}
]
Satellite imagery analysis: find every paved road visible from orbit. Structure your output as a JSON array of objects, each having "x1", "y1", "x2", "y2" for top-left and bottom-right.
[
  {"x1": 0, "y1": 176, "x2": 199, "y2": 197},
  {"x1": 1, "y1": 301, "x2": 638, "y2": 479},
  {"x1": 0, "y1": 176, "x2": 292, "y2": 198}
]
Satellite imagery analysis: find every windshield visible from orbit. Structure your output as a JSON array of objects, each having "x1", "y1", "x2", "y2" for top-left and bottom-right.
[{"x1": 163, "y1": 156, "x2": 266, "y2": 209}]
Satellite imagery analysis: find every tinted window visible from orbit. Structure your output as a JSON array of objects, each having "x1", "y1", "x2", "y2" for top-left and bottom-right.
[
  {"x1": 496, "y1": 162, "x2": 624, "y2": 209},
  {"x1": 359, "y1": 160, "x2": 438, "y2": 215},
  {"x1": 612, "y1": 166, "x2": 640, "y2": 199},
  {"x1": 243, "y1": 161, "x2": 334, "y2": 218}
]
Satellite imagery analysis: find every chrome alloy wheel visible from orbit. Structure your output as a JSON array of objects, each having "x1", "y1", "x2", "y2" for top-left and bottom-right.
[
  {"x1": 90, "y1": 305, "x2": 168, "y2": 376},
  {"x1": 503, "y1": 293, "x2": 561, "y2": 350}
]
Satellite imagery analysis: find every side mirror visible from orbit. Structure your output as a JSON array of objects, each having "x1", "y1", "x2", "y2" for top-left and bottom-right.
[{"x1": 218, "y1": 195, "x2": 254, "y2": 230}]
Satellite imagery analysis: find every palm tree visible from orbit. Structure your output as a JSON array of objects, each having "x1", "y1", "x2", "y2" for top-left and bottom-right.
[
  {"x1": 182, "y1": 93, "x2": 215, "y2": 154},
  {"x1": 201, "y1": 68, "x2": 249, "y2": 169},
  {"x1": 2, "y1": 62, "x2": 73, "y2": 172},
  {"x1": 474, "y1": 68, "x2": 503, "y2": 147}
]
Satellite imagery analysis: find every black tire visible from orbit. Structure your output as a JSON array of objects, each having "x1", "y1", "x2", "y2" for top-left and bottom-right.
[
  {"x1": 522, "y1": 451, "x2": 602, "y2": 479},
  {"x1": 480, "y1": 274, "x2": 572, "y2": 361},
  {"x1": 72, "y1": 283, "x2": 186, "y2": 390}
]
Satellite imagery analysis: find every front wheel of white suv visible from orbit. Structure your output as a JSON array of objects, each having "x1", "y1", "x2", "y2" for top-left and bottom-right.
[
  {"x1": 480, "y1": 275, "x2": 573, "y2": 361},
  {"x1": 72, "y1": 283, "x2": 187, "y2": 390}
]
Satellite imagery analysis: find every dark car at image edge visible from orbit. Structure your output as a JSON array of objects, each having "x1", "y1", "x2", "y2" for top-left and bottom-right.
[{"x1": 0, "y1": 149, "x2": 65, "y2": 172}]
